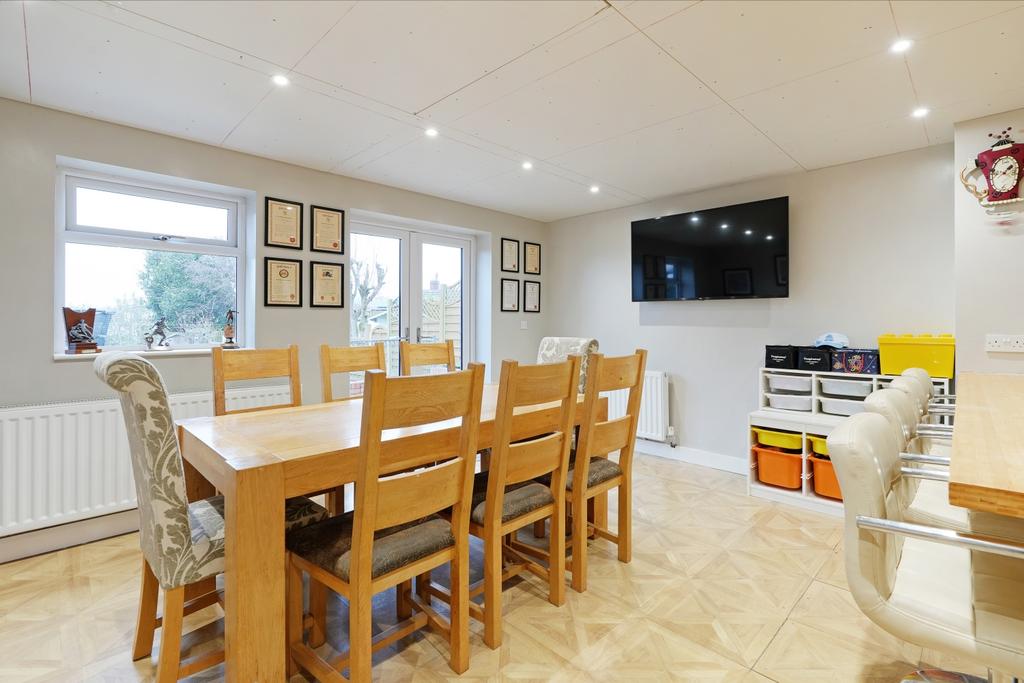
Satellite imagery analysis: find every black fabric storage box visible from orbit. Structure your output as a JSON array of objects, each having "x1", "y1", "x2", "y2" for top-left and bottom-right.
[
  {"x1": 765, "y1": 345, "x2": 796, "y2": 369},
  {"x1": 831, "y1": 348, "x2": 880, "y2": 374},
  {"x1": 797, "y1": 347, "x2": 831, "y2": 371}
]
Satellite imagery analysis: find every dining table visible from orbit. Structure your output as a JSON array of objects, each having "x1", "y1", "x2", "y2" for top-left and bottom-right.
[
  {"x1": 949, "y1": 371, "x2": 1024, "y2": 519},
  {"x1": 176, "y1": 383, "x2": 607, "y2": 682}
]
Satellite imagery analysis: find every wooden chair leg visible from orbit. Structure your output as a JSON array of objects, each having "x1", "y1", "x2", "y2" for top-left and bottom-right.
[
  {"x1": 548, "y1": 505, "x2": 566, "y2": 606},
  {"x1": 155, "y1": 586, "x2": 184, "y2": 683},
  {"x1": 570, "y1": 495, "x2": 588, "y2": 593},
  {"x1": 416, "y1": 571, "x2": 431, "y2": 604},
  {"x1": 348, "y1": 580, "x2": 373, "y2": 682},
  {"x1": 396, "y1": 579, "x2": 413, "y2": 620},
  {"x1": 482, "y1": 531, "x2": 502, "y2": 649},
  {"x1": 286, "y1": 559, "x2": 303, "y2": 678},
  {"x1": 532, "y1": 520, "x2": 546, "y2": 538},
  {"x1": 309, "y1": 577, "x2": 328, "y2": 648},
  {"x1": 617, "y1": 482, "x2": 631, "y2": 563},
  {"x1": 133, "y1": 558, "x2": 159, "y2": 661},
  {"x1": 449, "y1": 545, "x2": 470, "y2": 673}
]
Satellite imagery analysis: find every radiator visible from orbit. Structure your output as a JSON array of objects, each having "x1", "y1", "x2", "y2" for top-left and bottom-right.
[
  {"x1": 606, "y1": 370, "x2": 671, "y2": 443},
  {"x1": 0, "y1": 384, "x2": 291, "y2": 538}
]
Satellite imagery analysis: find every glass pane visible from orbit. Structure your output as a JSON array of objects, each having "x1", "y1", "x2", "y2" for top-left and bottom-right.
[
  {"x1": 75, "y1": 186, "x2": 229, "y2": 241},
  {"x1": 65, "y1": 243, "x2": 236, "y2": 348},
  {"x1": 349, "y1": 233, "x2": 402, "y2": 393},
  {"x1": 419, "y1": 242, "x2": 463, "y2": 371}
]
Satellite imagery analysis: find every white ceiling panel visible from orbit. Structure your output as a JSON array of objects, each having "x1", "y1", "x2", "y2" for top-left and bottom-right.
[
  {"x1": 295, "y1": 0, "x2": 605, "y2": 114},
  {"x1": 25, "y1": 2, "x2": 273, "y2": 145},
  {"x1": 0, "y1": 1, "x2": 29, "y2": 102},
  {"x1": 776, "y1": 115, "x2": 929, "y2": 170},
  {"x1": 115, "y1": 1, "x2": 356, "y2": 68},
  {"x1": 647, "y1": 1, "x2": 897, "y2": 100},
  {"x1": 925, "y1": 83, "x2": 1024, "y2": 145},
  {"x1": 609, "y1": 1, "x2": 700, "y2": 29},
  {"x1": 550, "y1": 105, "x2": 800, "y2": 199},
  {"x1": 907, "y1": 7, "x2": 1024, "y2": 112},
  {"x1": 891, "y1": 0, "x2": 1024, "y2": 40},
  {"x1": 223, "y1": 87, "x2": 421, "y2": 173},
  {"x1": 453, "y1": 32, "x2": 720, "y2": 160},
  {"x1": 733, "y1": 53, "x2": 917, "y2": 147}
]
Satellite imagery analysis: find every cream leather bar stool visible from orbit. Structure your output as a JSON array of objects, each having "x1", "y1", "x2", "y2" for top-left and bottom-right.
[{"x1": 828, "y1": 412, "x2": 1024, "y2": 681}]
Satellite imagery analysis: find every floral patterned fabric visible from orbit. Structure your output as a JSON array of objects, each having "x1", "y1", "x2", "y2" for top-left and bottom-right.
[{"x1": 536, "y1": 337, "x2": 598, "y2": 394}]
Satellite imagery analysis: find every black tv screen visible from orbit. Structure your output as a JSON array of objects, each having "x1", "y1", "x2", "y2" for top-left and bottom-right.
[{"x1": 631, "y1": 196, "x2": 789, "y2": 301}]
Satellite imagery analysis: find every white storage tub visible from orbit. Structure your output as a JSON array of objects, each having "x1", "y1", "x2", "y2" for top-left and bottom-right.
[
  {"x1": 766, "y1": 374, "x2": 812, "y2": 394},
  {"x1": 820, "y1": 377, "x2": 873, "y2": 398},
  {"x1": 820, "y1": 396, "x2": 866, "y2": 416},
  {"x1": 765, "y1": 392, "x2": 812, "y2": 411}
]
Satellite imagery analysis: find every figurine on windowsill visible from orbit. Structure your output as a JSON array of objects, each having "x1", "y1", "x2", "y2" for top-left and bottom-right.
[
  {"x1": 63, "y1": 307, "x2": 101, "y2": 354},
  {"x1": 222, "y1": 309, "x2": 238, "y2": 349},
  {"x1": 143, "y1": 318, "x2": 173, "y2": 350}
]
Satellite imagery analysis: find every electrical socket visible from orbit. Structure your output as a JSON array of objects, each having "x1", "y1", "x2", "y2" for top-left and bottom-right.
[{"x1": 985, "y1": 334, "x2": 1024, "y2": 353}]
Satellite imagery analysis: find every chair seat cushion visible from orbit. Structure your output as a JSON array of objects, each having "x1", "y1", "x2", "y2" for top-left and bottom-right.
[
  {"x1": 284, "y1": 496, "x2": 330, "y2": 531},
  {"x1": 188, "y1": 495, "x2": 328, "y2": 544},
  {"x1": 286, "y1": 513, "x2": 454, "y2": 581},
  {"x1": 568, "y1": 457, "x2": 622, "y2": 491},
  {"x1": 470, "y1": 472, "x2": 554, "y2": 525}
]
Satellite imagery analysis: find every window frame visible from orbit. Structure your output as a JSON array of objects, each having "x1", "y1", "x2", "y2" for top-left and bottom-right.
[{"x1": 55, "y1": 167, "x2": 249, "y2": 353}]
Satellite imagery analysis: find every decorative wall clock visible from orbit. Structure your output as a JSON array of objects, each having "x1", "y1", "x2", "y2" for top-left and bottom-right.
[{"x1": 960, "y1": 126, "x2": 1024, "y2": 208}]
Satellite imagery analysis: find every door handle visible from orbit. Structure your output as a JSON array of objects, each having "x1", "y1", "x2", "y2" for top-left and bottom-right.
[{"x1": 416, "y1": 327, "x2": 422, "y2": 343}]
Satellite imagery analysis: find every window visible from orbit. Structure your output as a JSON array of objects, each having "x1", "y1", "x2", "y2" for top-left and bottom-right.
[{"x1": 57, "y1": 171, "x2": 248, "y2": 351}]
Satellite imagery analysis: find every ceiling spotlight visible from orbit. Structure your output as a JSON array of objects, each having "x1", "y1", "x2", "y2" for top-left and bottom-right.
[
  {"x1": 424, "y1": 127, "x2": 439, "y2": 138},
  {"x1": 744, "y1": 229, "x2": 753, "y2": 235},
  {"x1": 689, "y1": 215, "x2": 700, "y2": 223},
  {"x1": 912, "y1": 107, "x2": 929, "y2": 118},
  {"x1": 890, "y1": 39, "x2": 913, "y2": 53},
  {"x1": 589, "y1": 185, "x2": 600, "y2": 194},
  {"x1": 271, "y1": 74, "x2": 290, "y2": 86},
  {"x1": 766, "y1": 235, "x2": 774, "y2": 241},
  {"x1": 521, "y1": 161, "x2": 533, "y2": 170},
  {"x1": 720, "y1": 223, "x2": 729, "y2": 230}
]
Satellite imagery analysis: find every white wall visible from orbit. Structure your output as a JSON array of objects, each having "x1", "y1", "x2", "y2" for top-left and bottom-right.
[
  {"x1": 545, "y1": 145, "x2": 955, "y2": 466},
  {"x1": 0, "y1": 97, "x2": 548, "y2": 407},
  {"x1": 954, "y1": 107, "x2": 1024, "y2": 373}
]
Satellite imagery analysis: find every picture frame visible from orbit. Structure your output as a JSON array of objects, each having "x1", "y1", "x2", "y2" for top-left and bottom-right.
[
  {"x1": 264, "y1": 257, "x2": 303, "y2": 307},
  {"x1": 500, "y1": 278, "x2": 520, "y2": 312},
  {"x1": 524, "y1": 241, "x2": 541, "y2": 275},
  {"x1": 310, "y1": 261, "x2": 344, "y2": 308},
  {"x1": 523, "y1": 280, "x2": 541, "y2": 313},
  {"x1": 500, "y1": 238, "x2": 520, "y2": 273},
  {"x1": 265, "y1": 197, "x2": 303, "y2": 249},
  {"x1": 310, "y1": 205, "x2": 344, "y2": 254},
  {"x1": 722, "y1": 268, "x2": 753, "y2": 297},
  {"x1": 775, "y1": 255, "x2": 789, "y2": 287}
]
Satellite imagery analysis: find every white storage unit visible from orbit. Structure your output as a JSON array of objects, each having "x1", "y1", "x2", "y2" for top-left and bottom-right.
[{"x1": 748, "y1": 367, "x2": 951, "y2": 516}]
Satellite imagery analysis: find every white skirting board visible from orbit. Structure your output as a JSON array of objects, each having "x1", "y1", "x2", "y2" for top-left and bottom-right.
[
  {"x1": 0, "y1": 509, "x2": 139, "y2": 564},
  {"x1": 633, "y1": 439, "x2": 747, "y2": 475}
]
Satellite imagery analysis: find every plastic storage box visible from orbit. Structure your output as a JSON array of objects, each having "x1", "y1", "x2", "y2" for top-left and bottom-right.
[
  {"x1": 751, "y1": 427, "x2": 803, "y2": 450},
  {"x1": 809, "y1": 454, "x2": 842, "y2": 500},
  {"x1": 831, "y1": 348, "x2": 880, "y2": 374},
  {"x1": 766, "y1": 393, "x2": 812, "y2": 411},
  {"x1": 819, "y1": 377, "x2": 873, "y2": 398},
  {"x1": 753, "y1": 445, "x2": 802, "y2": 489},
  {"x1": 878, "y1": 334, "x2": 955, "y2": 378},
  {"x1": 766, "y1": 373, "x2": 812, "y2": 394},
  {"x1": 820, "y1": 396, "x2": 866, "y2": 416},
  {"x1": 806, "y1": 434, "x2": 829, "y2": 456}
]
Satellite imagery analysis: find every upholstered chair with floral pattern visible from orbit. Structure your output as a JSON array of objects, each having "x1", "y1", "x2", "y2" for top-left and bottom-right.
[{"x1": 536, "y1": 337, "x2": 598, "y2": 394}]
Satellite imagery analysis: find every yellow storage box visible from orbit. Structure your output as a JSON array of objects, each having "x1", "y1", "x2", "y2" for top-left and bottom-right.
[
  {"x1": 807, "y1": 434, "x2": 829, "y2": 456},
  {"x1": 878, "y1": 334, "x2": 955, "y2": 378},
  {"x1": 751, "y1": 427, "x2": 802, "y2": 451}
]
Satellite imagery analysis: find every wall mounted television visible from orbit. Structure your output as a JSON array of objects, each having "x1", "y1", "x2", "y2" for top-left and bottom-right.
[{"x1": 631, "y1": 196, "x2": 789, "y2": 302}]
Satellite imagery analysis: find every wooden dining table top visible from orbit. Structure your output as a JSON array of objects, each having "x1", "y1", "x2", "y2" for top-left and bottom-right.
[{"x1": 949, "y1": 372, "x2": 1024, "y2": 519}]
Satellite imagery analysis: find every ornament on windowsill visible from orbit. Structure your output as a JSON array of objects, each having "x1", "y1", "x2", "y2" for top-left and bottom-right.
[
  {"x1": 222, "y1": 309, "x2": 238, "y2": 349},
  {"x1": 960, "y1": 126, "x2": 1024, "y2": 209},
  {"x1": 143, "y1": 318, "x2": 174, "y2": 350}
]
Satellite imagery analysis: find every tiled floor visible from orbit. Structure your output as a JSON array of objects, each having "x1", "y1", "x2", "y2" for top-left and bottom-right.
[{"x1": 0, "y1": 454, "x2": 991, "y2": 682}]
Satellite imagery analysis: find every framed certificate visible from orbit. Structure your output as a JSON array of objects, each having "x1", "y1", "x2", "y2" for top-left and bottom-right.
[
  {"x1": 265, "y1": 197, "x2": 303, "y2": 249},
  {"x1": 500, "y1": 278, "x2": 520, "y2": 312},
  {"x1": 310, "y1": 205, "x2": 344, "y2": 254},
  {"x1": 264, "y1": 257, "x2": 302, "y2": 307},
  {"x1": 524, "y1": 242, "x2": 541, "y2": 275},
  {"x1": 310, "y1": 261, "x2": 344, "y2": 308},
  {"x1": 524, "y1": 280, "x2": 541, "y2": 313},
  {"x1": 500, "y1": 238, "x2": 520, "y2": 273}
]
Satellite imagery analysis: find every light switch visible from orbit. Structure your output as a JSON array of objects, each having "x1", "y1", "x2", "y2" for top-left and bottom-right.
[{"x1": 520, "y1": 320, "x2": 528, "y2": 330}]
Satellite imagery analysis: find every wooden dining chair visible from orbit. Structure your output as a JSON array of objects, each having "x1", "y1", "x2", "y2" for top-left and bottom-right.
[
  {"x1": 426, "y1": 356, "x2": 580, "y2": 649},
  {"x1": 319, "y1": 343, "x2": 387, "y2": 402},
  {"x1": 284, "y1": 364, "x2": 484, "y2": 681},
  {"x1": 211, "y1": 345, "x2": 302, "y2": 415},
  {"x1": 399, "y1": 339, "x2": 456, "y2": 375},
  {"x1": 567, "y1": 349, "x2": 647, "y2": 593}
]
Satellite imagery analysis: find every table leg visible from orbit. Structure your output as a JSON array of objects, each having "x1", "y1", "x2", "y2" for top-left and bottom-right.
[{"x1": 224, "y1": 465, "x2": 286, "y2": 682}]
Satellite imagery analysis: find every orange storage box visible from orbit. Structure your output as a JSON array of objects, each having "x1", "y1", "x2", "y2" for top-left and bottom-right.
[
  {"x1": 753, "y1": 445, "x2": 802, "y2": 490},
  {"x1": 809, "y1": 454, "x2": 842, "y2": 500}
]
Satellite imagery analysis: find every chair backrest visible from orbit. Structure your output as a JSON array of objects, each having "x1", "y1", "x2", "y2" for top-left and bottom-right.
[
  {"x1": 537, "y1": 336, "x2": 598, "y2": 394},
  {"x1": 480, "y1": 357, "x2": 581, "y2": 527},
  {"x1": 94, "y1": 353, "x2": 216, "y2": 589},
  {"x1": 901, "y1": 368, "x2": 935, "y2": 399},
  {"x1": 864, "y1": 388, "x2": 917, "y2": 449},
  {"x1": 826, "y1": 412, "x2": 906, "y2": 608},
  {"x1": 212, "y1": 345, "x2": 301, "y2": 415},
  {"x1": 573, "y1": 349, "x2": 647, "y2": 492},
  {"x1": 400, "y1": 339, "x2": 456, "y2": 375},
  {"x1": 889, "y1": 376, "x2": 927, "y2": 416},
  {"x1": 349, "y1": 364, "x2": 484, "y2": 580},
  {"x1": 320, "y1": 343, "x2": 386, "y2": 402}
]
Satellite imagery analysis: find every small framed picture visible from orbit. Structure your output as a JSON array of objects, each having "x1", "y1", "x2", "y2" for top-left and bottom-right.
[
  {"x1": 501, "y1": 238, "x2": 520, "y2": 273},
  {"x1": 524, "y1": 242, "x2": 541, "y2": 275},
  {"x1": 265, "y1": 257, "x2": 302, "y2": 307},
  {"x1": 310, "y1": 205, "x2": 344, "y2": 254},
  {"x1": 500, "y1": 278, "x2": 520, "y2": 312},
  {"x1": 265, "y1": 197, "x2": 303, "y2": 249},
  {"x1": 524, "y1": 280, "x2": 541, "y2": 313},
  {"x1": 722, "y1": 268, "x2": 753, "y2": 297},
  {"x1": 310, "y1": 261, "x2": 344, "y2": 308}
]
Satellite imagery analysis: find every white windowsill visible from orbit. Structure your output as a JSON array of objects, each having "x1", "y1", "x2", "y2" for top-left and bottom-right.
[{"x1": 53, "y1": 348, "x2": 216, "y2": 362}]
